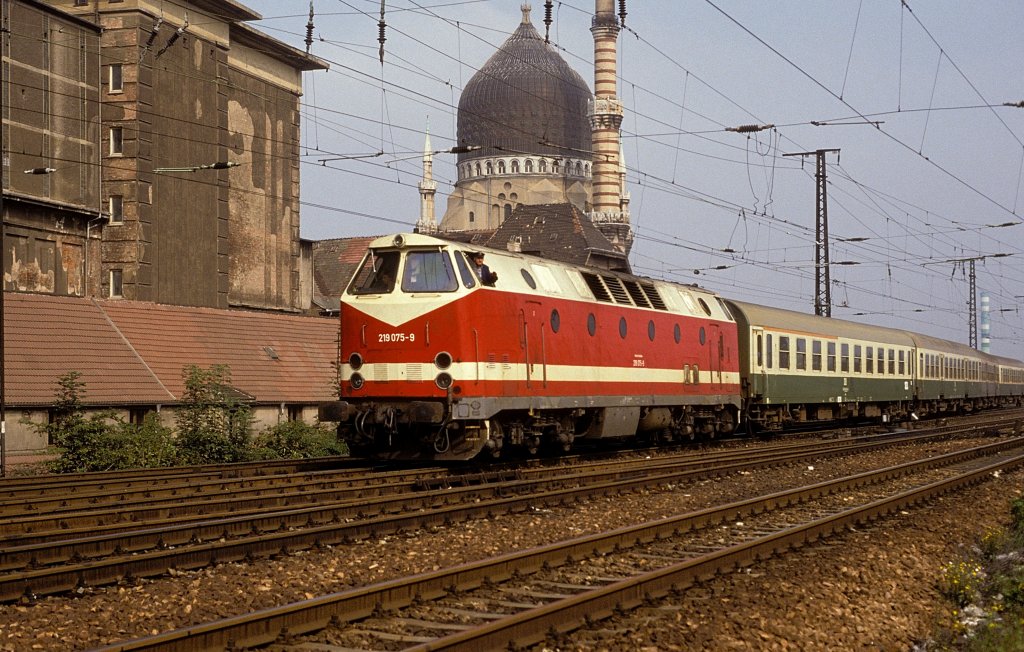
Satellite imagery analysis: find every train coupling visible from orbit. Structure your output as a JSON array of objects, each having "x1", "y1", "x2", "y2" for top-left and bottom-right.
[{"x1": 318, "y1": 400, "x2": 446, "y2": 425}]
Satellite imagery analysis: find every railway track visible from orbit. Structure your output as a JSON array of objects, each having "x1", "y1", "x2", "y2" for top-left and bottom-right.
[
  {"x1": 95, "y1": 435, "x2": 1024, "y2": 651},
  {"x1": 0, "y1": 419, "x2": 1017, "y2": 602}
]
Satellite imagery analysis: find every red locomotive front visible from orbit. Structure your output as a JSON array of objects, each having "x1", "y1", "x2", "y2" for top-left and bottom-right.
[{"x1": 320, "y1": 233, "x2": 742, "y2": 460}]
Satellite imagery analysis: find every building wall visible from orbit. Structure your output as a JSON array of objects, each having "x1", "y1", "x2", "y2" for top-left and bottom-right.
[
  {"x1": 224, "y1": 66, "x2": 302, "y2": 311},
  {"x1": 1, "y1": 0, "x2": 102, "y2": 297}
]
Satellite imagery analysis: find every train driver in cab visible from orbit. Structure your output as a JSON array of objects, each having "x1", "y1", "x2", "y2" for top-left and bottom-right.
[{"x1": 470, "y1": 251, "x2": 498, "y2": 286}]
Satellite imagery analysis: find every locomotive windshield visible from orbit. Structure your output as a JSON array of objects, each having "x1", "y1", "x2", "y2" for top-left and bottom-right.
[
  {"x1": 348, "y1": 250, "x2": 400, "y2": 294},
  {"x1": 401, "y1": 251, "x2": 458, "y2": 293}
]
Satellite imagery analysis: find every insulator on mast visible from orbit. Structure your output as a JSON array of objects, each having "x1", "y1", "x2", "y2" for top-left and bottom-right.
[
  {"x1": 544, "y1": 1, "x2": 553, "y2": 44},
  {"x1": 305, "y1": 2, "x2": 315, "y2": 53},
  {"x1": 378, "y1": 0, "x2": 387, "y2": 64},
  {"x1": 618, "y1": 0, "x2": 627, "y2": 26}
]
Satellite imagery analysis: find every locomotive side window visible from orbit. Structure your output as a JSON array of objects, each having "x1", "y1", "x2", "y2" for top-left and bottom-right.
[
  {"x1": 402, "y1": 251, "x2": 458, "y2": 293},
  {"x1": 647, "y1": 320, "x2": 656, "y2": 341},
  {"x1": 551, "y1": 309, "x2": 561, "y2": 333},
  {"x1": 455, "y1": 251, "x2": 477, "y2": 288},
  {"x1": 827, "y1": 342, "x2": 837, "y2": 372},
  {"x1": 349, "y1": 251, "x2": 400, "y2": 294},
  {"x1": 778, "y1": 336, "x2": 790, "y2": 370},
  {"x1": 674, "y1": 324, "x2": 681, "y2": 344},
  {"x1": 587, "y1": 313, "x2": 597, "y2": 336},
  {"x1": 521, "y1": 269, "x2": 537, "y2": 289},
  {"x1": 619, "y1": 317, "x2": 628, "y2": 339}
]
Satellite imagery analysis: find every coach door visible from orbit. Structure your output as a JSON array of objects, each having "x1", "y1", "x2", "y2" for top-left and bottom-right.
[{"x1": 751, "y1": 327, "x2": 767, "y2": 396}]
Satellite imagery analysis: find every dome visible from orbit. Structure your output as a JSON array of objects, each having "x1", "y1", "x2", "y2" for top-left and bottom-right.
[{"x1": 456, "y1": 7, "x2": 593, "y2": 163}]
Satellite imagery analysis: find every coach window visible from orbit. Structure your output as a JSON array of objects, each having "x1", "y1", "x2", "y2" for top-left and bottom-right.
[
  {"x1": 888, "y1": 349, "x2": 896, "y2": 375},
  {"x1": 812, "y1": 340, "x2": 822, "y2": 372},
  {"x1": 841, "y1": 343, "x2": 850, "y2": 373},
  {"x1": 899, "y1": 350, "x2": 906, "y2": 375},
  {"x1": 795, "y1": 338, "x2": 806, "y2": 371},
  {"x1": 756, "y1": 333, "x2": 763, "y2": 367},
  {"x1": 827, "y1": 342, "x2": 837, "y2": 372},
  {"x1": 619, "y1": 317, "x2": 628, "y2": 339},
  {"x1": 866, "y1": 347, "x2": 874, "y2": 374},
  {"x1": 877, "y1": 348, "x2": 885, "y2": 375},
  {"x1": 778, "y1": 336, "x2": 791, "y2": 370},
  {"x1": 853, "y1": 345, "x2": 862, "y2": 373},
  {"x1": 587, "y1": 313, "x2": 597, "y2": 336},
  {"x1": 766, "y1": 334, "x2": 774, "y2": 369}
]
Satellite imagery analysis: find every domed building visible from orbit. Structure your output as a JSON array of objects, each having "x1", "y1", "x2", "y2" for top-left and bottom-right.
[{"x1": 438, "y1": 5, "x2": 595, "y2": 232}]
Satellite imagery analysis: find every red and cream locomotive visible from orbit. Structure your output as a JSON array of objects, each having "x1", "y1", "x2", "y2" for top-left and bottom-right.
[{"x1": 319, "y1": 233, "x2": 743, "y2": 460}]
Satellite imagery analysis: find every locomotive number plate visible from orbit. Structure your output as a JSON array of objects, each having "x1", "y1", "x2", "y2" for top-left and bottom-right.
[{"x1": 379, "y1": 332, "x2": 415, "y2": 343}]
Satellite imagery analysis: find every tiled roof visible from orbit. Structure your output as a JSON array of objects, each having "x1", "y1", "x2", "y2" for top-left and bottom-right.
[
  {"x1": 485, "y1": 203, "x2": 630, "y2": 271},
  {"x1": 311, "y1": 237, "x2": 376, "y2": 313},
  {"x1": 4, "y1": 293, "x2": 338, "y2": 408}
]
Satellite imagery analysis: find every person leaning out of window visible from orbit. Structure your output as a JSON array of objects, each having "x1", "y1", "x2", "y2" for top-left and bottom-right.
[{"x1": 470, "y1": 251, "x2": 497, "y2": 286}]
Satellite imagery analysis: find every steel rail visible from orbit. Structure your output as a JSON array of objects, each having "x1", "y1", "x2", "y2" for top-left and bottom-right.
[{"x1": 92, "y1": 438, "x2": 1024, "y2": 651}]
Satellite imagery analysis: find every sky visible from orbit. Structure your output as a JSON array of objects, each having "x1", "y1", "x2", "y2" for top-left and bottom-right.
[{"x1": 239, "y1": 0, "x2": 1024, "y2": 360}]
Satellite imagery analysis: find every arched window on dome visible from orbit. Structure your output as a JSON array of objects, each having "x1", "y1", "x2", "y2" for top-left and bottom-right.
[
  {"x1": 584, "y1": 163, "x2": 590, "y2": 176},
  {"x1": 485, "y1": 162, "x2": 493, "y2": 175},
  {"x1": 525, "y1": 159, "x2": 534, "y2": 173},
  {"x1": 474, "y1": 163, "x2": 481, "y2": 177},
  {"x1": 552, "y1": 160, "x2": 560, "y2": 174},
  {"x1": 511, "y1": 160, "x2": 520, "y2": 174},
  {"x1": 575, "y1": 161, "x2": 583, "y2": 176},
  {"x1": 497, "y1": 160, "x2": 506, "y2": 174},
  {"x1": 539, "y1": 159, "x2": 547, "y2": 173}
]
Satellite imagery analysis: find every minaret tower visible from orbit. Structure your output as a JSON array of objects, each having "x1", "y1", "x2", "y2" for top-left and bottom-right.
[
  {"x1": 416, "y1": 122, "x2": 438, "y2": 233},
  {"x1": 588, "y1": 0, "x2": 632, "y2": 252}
]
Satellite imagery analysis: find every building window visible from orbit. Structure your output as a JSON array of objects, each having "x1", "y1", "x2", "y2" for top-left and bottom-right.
[
  {"x1": 109, "y1": 63, "x2": 123, "y2": 93},
  {"x1": 468, "y1": 211, "x2": 474, "y2": 223},
  {"x1": 110, "y1": 126, "x2": 123, "y2": 155},
  {"x1": 109, "y1": 195, "x2": 124, "y2": 223},
  {"x1": 110, "y1": 269, "x2": 123, "y2": 298}
]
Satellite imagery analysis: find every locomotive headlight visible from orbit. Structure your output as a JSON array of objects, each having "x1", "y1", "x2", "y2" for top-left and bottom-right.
[
  {"x1": 348, "y1": 352, "x2": 364, "y2": 371},
  {"x1": 434, "y1": 351, "x2": 453, "y2": 370},
  {"x1": 350, "y1": 373, "x2": 365, "y2": 390},
  {"x1": 435, "y1": 372, "x2": 453, "y2": 390}
]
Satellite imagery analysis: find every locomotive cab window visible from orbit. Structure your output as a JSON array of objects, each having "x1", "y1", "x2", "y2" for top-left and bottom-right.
[
  {"x1": 401, "y1": 251, "x2": 458, "y2": 293},
  {"x1": 349, "y1": 251, "x2": 400, "y2": 294},
  {"x1": 455, "y1": 252, "x2": 477, "y2": 288}
]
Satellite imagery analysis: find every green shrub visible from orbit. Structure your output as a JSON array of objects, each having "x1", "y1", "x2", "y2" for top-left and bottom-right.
[
  {"x1": 251, "y1": 420, "x2": 347, "y2": 459},
  {"x1": 175, "y1": 364, "x2": 254, "y2": 464}
]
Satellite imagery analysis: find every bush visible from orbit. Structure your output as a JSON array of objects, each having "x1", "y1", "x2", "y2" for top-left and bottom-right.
[
  {"x1": 251, "y1": 420, "x2": 347, "y2": 459},
  {"x1": 175, "y1": 364, "x2": 254, "y2": 464}
]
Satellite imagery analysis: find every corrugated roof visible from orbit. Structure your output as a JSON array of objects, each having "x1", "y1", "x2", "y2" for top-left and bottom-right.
[{"x1": 4, "y1": 293, "x2": 338, "y2": 408}]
